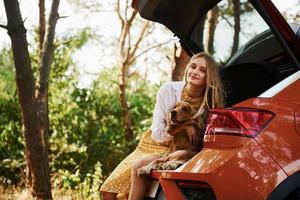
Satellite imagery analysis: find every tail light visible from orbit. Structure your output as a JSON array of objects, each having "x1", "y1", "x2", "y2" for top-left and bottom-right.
[{"x1": 205, "y1": 108, "x2": 275, "y2": 138}]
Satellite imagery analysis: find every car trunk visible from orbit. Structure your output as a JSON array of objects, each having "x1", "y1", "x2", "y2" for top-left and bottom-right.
[{"x1": 132, "y1": 0, "x2": 300, "y2": 106}]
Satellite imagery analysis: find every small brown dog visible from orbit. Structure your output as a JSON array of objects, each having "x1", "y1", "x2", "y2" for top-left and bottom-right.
[{"x1": 137, "y1": 101, "x2": 205, "y2": 176}]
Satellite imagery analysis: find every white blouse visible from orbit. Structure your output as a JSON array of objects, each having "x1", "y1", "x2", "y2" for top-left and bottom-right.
[{"x1": 150, "y1": 81, "x2": 186, "y2": 142}]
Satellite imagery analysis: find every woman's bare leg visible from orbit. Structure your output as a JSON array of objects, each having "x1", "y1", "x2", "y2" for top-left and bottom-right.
[
  {"x1": 101, "y1": 191, "x2": 117, "y2": 200},
  {"x1": 128, "y1": 155, "x2": 161, "y2": 200}
]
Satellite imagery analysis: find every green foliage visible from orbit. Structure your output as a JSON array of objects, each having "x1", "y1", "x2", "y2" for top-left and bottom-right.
[
  {"x1": 0, "y1": 47, "x2": 24, "y2": 186},
  {"x1": 51, "y1": 28, "x2": 92, "y2": 81},
  {"x1": 0, "y1": 95, "x2": 24, "y2": 185},
  {"x1": 77, "y1": 162, "x2": 103, "y2": 199},
  {"x1": 0, "y1": 26, "x2": 159, "y2": 199},
  {"x1": 49, "y1": 65, "x2": 158, "y2": 178},
  {"x1": 52, "y1": 161, "x2": 103, "y2": 199},
  {"x1": 0, "y1": 48, "x2": 16, "y2": 99},
  {"x1": 0, "y1": 28, "x2": 93, "y2": 186}
]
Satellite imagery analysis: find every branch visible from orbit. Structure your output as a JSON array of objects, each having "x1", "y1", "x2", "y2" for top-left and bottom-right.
[
  {"x1": 116, "y1": 0, "x2": 124, "y2": 24},
  {"x1": 127, "y1": 21, "x2": 149, "y2": 61},
  {"x1": 3, "y1": 0, "x2": 36, "y2": 101},
  {"x1": 4, "y1": 17, "x2": 27, "y2": 34},
  {"x1": 58, "y1": 15, "x2": 68, "y2": 19},
  {"x1": 126, "y1": 10, "x2": 138, "y2": 54},
  {"x1": 0, "y1": 24, "x2": 8, "y2": 29},
  {"x1": 128, "y1": 9, "x2": 137, "y2": 24},
  {"x1": 128, "y1": 70, "x2": 139, "y2": 79},
  {"x1": 127, "y1": 28, "x2": 131, "y2": 62},
  {"x1": 129, "y1": 38, "x2": 174, "y2": 65},
  {"x1": 39, "y1": 0, "x2": 45, "y2": 53},
  {"x1": 125, "y1": 0, "x2": 129, "y2": 20},
  {"x1": 119, "y1": 10, "x2": 137, "y2": 59},
  {"x1": 219, "y1": 14, "x2": 249, "y2": 38},
  {"x1": 124, "y1": 5, "x2": 137, "y2": 63},
  {"x1": 39, "y1": 0, "x2": 60, "y2": 94}
]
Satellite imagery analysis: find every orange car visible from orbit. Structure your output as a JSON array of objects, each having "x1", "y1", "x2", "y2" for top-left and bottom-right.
[{"x1": 132, "y1": 0, "x2": 300, "y2": 199}]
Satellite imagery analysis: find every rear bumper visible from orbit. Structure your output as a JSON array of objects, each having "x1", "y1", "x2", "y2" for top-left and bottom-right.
[{"x1": 150, "y1": 135, "x2": 287, "y2": 200}]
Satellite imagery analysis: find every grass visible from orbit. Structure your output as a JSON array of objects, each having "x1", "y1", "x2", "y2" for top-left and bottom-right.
[
  {"x1": 0, "y1": 186, "x2": 32, "y2": 200},
  {"x1": 0, "y1": 186, "x2": 85, "y2": 200}
]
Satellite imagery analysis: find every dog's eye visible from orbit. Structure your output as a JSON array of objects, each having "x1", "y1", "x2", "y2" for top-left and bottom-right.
[{"x1": 182, "y1": 107, "x2": 189, "y2": 112}]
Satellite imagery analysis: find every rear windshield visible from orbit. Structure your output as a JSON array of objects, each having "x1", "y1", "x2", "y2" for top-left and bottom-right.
[
  {"x1": 195, "y1": 0, "x2": 300, "y2": 105},
  {"x1": 192, "y1": 0, "x2": 300, "y2": 63}
]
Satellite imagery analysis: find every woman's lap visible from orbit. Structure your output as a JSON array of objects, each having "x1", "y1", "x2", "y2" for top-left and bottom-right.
[{"x1": 100, "y1": 129, "x2": 171, "y2": 194}]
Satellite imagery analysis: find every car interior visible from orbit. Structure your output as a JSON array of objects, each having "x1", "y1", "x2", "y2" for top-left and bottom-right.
[{"x1": 221, "y1": 25, "x2": 300, "y2": 106}]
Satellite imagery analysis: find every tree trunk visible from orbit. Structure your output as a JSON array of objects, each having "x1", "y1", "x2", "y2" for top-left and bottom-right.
[
  {"x1": 3, "y1": 0, "x2": 60, "y2": 199},
  {"x1": 230, "y1": 0, "x2": 241, "y2": 57},
  {"x1": 118, "y1": 16, "x2": 135, "y2": 143},
  {"x1": 205, "y1": 6, "x2": 219, "y2": 55},
  {"x1": 39, "y1": 0, "x2": 45, "y2": 53},
  {"x1": 172, "y1": 44, "x2": 189, "y2": 81},
  {"x1": 116, "y1": 1, "x2": 150, "y2": 144},
  {"x1": 119, "y1": 61, "x2": 133, "y2": 141}
]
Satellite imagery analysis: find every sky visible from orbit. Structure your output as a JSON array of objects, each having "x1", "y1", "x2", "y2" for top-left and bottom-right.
[
  {"x1": 0, "y1": 0, "x2": 175, "y2": 86},
  {"x1": 0, "y1": 0, "x2": 299, "y2": 87}
]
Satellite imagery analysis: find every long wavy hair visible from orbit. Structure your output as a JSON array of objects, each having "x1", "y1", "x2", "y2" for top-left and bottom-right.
[{"x1": 184, "y1": 52, "x2": 225, "y2": 109}]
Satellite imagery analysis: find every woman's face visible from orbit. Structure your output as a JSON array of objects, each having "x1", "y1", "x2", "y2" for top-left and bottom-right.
[{"x1": 186, "y1": 57, "x2": 207, "y2": 87}]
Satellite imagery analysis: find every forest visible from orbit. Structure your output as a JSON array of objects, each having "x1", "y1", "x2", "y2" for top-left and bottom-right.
[{"x1": 0, "y1": 0, "x2": 298, "y2": 199}]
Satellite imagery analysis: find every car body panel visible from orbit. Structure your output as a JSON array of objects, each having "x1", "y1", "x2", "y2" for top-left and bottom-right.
[
  {"x1": 272, "y1": 75, "x2": 300, "y2": 103},
  {"x1": 234, "y1": 78, "x2": 300, "y2": 177},
  {"x1": 175, "y1": 136, "x2": 286, "y2": 200},
  {"x1": 296, "y1": 111, "x2": 300, "y2": 136}
]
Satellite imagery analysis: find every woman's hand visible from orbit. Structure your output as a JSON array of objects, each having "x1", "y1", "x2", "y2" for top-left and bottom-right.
[
  {"x1": 163, "y1": 150, "x2": 196, "y2": 161},
  {"x1": 185, "y1": 126, "x2": 199, "y2": 146}
]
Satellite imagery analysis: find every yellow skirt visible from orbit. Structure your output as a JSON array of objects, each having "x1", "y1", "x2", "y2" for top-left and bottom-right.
[{"x1": 100, "y1": 129, "x2": 171, "y2": 198}]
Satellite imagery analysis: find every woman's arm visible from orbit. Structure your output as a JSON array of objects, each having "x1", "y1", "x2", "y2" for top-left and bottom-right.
[{"x1": 151, "y1": 83, "x2": 177, "y2": 143}]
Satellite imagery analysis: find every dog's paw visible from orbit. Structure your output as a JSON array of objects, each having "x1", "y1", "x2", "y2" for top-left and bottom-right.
[
  {"x1": 162, "y1": 160, "x2": 186, "y2": 170},
  {"x1": 137, "y1": 166, "x2": 152, "y2": 176}
]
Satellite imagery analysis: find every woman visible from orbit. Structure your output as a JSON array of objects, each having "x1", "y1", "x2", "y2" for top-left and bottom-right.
[{"x1": 100, "y1": 52, "x2": 224, "y2": 200}]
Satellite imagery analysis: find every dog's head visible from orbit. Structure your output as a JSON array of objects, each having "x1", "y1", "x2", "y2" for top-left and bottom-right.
[{"x1": 169, "y1": 101, "x2": 196, "y2": 125}]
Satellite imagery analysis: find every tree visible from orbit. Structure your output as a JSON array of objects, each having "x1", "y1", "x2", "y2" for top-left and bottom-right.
[
  {"x1": 116, "y1": 0, "x2": 151, "y2": 144},
  {"x1": 219, "y1": 0, "x2": 253, "y2": 60},
  {"x1": 39, "y1": 0, "x2": 46, "y2": 54},
  {"x1": 1, "y1": 0, "x2": 60, "y2": 198},
  {"x1": 114, "y1": 0, "x2": 174, "y2": 146},
  {"x1": 205, "y1": 6, "x2": 219, "y2": 55},
  {"x1": 230, "y1": 0, "x2": 241, "y2": 56},
  {"x1": 171, "y1": 44, "x2": 189, "y2": 81}
]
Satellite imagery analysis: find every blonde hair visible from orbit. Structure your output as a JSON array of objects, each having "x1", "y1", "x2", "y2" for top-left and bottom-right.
[{"x1": 184, "y1": 52, "x2": 225, "y2": 109}]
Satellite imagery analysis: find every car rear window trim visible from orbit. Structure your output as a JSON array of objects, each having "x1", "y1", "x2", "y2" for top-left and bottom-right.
[{"x1": 259, "y1": 70, "x2": 300, "y2": 98}]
